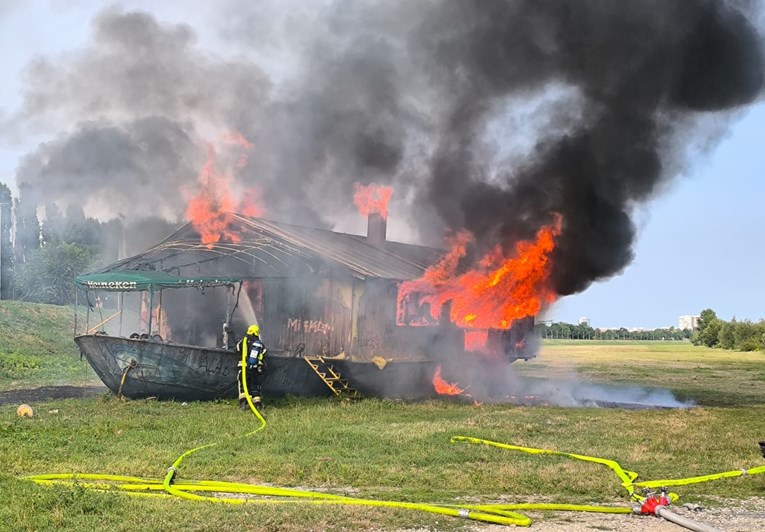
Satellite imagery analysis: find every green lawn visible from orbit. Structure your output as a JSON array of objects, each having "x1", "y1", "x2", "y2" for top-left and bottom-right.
[
  {"x1": 1, "y1": 304, "x2": 764, "y2": 530},
  {"x1": 0, "y1": 301, "x2": 99, "y2": 390},
  {"x1": 524, "y1": 340, "x2": 765, "y2": 406}
]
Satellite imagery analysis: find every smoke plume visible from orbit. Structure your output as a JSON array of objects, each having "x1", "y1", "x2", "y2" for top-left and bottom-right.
[
  {"x1": 409, "y1": 0, "x2": 764, "y2": 295},
  {"x1": 11, "y1": 0, "x2": 765, "y2": 297}
]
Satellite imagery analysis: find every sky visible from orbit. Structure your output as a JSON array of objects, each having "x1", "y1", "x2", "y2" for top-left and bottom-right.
[
  {"x1": 551, "y1": 101, "x2": 765, "y2": 329},
  {"x1": 0, "y1": 1, "x2": 763, "y2": 330}
]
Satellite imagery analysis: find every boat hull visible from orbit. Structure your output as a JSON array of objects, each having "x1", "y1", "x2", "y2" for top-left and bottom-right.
[
  {"x1": 75, "y1": 335, "x2": 332, "y2": 401},
  {"x1": 75, "y1": 335, "x2": 440, "y2": 401}
]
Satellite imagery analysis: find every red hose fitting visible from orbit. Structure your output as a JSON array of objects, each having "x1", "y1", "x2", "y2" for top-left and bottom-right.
[
  {"x1": 640, "y1": 496, "x2": 661, "y2": 515},
  {"x1": 640, "y1": 490, "x2": 670, "y2": 515}
]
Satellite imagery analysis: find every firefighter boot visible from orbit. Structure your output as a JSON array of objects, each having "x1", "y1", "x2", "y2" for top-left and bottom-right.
[
  {"x1": 253, "y1": 396, "x2": 263, "y2": 413},
  {"x1": 239, "y1": 398, "x2": 248, "y2": 411}
]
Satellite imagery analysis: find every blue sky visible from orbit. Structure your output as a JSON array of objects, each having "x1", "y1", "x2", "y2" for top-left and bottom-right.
[
  {"x1": 0, "y1": 2, "x2": 763, "y2": 330},
  {"x1": 550, "y1": 103, "x2": 765, "y2": 329}
]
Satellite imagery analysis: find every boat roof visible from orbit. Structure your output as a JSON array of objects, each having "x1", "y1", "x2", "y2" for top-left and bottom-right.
[{"x1": 78, "y1": 213, "x2": 443, "y2": 288}]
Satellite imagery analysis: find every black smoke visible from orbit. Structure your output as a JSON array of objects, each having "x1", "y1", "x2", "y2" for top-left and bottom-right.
[
  {"x1": 410, "y1": 0, "x2": 764, "y2": 295},
  {"x1": 11, "y1": 0, "x2": 765, "y2": 297},
  {"x1": 13, "y1": 8, "x2": 271, "y2": 229}
]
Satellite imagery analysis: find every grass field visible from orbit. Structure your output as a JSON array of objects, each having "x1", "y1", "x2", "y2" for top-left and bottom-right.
[
  {"x1": 1, "y1": 302, "x2": 764, "y2": 530},
  {"x1": 519, "y1": 340, "x2": 765, "y2": 407},
  {"x1": 0, "y1": 301, "x2": 98, "y2": 390}
]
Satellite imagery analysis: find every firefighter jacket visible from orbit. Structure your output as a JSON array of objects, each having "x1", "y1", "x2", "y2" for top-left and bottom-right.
[{"x1": 236, "y1": 334, "x2": 267, "y2": 369}]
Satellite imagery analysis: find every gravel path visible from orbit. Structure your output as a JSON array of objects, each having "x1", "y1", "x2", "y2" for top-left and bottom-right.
[{"x1": 463, "y1": 497, "x2": 765, "y2": 531}]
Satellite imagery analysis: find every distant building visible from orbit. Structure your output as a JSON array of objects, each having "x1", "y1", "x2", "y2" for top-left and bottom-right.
[
  {"x1": 679, "y1": 315, "x2": 700, "y2": 330},
  {"x1": 578, "y1": 317, "x2": 590, "y2": 327}
]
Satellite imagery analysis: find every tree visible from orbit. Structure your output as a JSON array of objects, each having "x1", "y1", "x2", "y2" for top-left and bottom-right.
[
  {"x1": 41, "y1": 202, "x2": 64, "y2": 243},
  {"x1": 733, "y1": 320, "x2": 765, "y2": 352},
  {"x1": 696, "y1": 309, "x2": 718, "y2": 334},
  {"x1": 718, "y1": 319, "x2": 736, "y2": 349},
  {"x1": 0, "y1": 182, "x2": 13, "y2": 299},
  {"x1": 14, "y1": 187, "x2": 41, "y2": 269},
  {"x1": 692, "y1": 308, "x2": 721, "y2": 347},
  {"x1": 14, "y1": 242, "x2": 95, "y2": 305},
  {"x1": 697, "y1": 319, "x2": 722, "y2": 347},
  {"x1": 62, "y1": 205, "x2": 95, "y2": 246}
]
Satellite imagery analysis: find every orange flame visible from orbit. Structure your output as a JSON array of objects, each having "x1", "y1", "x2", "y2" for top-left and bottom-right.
[
  {"x1": 398, "y1": 216, "x2": 562, "y2": 335},
  {"x1": 464, "y1": 330, "x2": 489, "y2": 352},
  {"x1": 432, "y1": 366, "x2": 464, "y2": 395},
  {"x1": 238, "y1": 189, "x2": 264, "y2": 217},
  {"x1": 353, "y1": 182, "x2": 393, "y2": 220},
  {"x1": 185, "y1": 133, "x2": 264, "y2": 247},
  {"x1": 223, "y1": 131, "x2": 254, "y2": 168}
]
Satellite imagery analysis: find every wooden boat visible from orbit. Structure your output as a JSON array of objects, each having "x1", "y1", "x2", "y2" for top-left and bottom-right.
[
  {"x1": 72, "y1": 214, "x2": 535, "y2": 402},
  {"x1": 75, "y1": 333, "x2": 440, "y2": 401}
]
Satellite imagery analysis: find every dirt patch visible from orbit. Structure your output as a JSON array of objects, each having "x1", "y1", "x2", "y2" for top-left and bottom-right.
[{"x1": 0, "y1": 385, "x2": 108, "y2": 405}]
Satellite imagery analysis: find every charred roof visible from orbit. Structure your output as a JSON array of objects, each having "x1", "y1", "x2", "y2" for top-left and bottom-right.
[{"x1": 95, "y1": 213, "x2": 442, "y2": 281}]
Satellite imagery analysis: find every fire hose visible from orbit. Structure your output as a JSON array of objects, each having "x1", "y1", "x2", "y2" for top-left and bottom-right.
[
  {"x1": 653, "y1": 506, "x2": 721, "y2": 532},
  {"x1": 161, "y1": 336, "x2": 269, "y2": 502},
  {"x1": 21, "y1": 398, "x2": 765, "y2": 528},
  {"x1": 23, "y1": 347, "x2": 531, "y2": 526},
  {"x1": 150, "y1": 347, "x2": 529, "y2": 527},
  {"x1": 451, "y1": 436, "x2": 765, "y2": 531}
]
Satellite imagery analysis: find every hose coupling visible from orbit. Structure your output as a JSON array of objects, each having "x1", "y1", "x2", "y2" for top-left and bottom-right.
[
  {"x1": 458, "y1": 508, "x2": 470, "y2": 519},
  {"x1": 167, "y1": 466, "x2": 177, "y2": 482}
]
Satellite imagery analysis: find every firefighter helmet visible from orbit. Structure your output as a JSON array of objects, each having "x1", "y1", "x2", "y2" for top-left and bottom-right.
[{"x1": 247, "y1": 324, "x2": 260, "y2": 336}]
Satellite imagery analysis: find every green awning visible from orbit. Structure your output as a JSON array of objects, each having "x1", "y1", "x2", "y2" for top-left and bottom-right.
[{"x1": 75, "y1": 270, "x2": 243, "y2": 292}]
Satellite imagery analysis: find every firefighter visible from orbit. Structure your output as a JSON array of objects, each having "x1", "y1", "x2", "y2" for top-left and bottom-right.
[{"x1": 236, "y1": 324, "x2": 267, "y2": 412}]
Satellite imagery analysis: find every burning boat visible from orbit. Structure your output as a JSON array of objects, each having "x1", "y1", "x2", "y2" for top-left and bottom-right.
[{"x1": 75, "y1": 210, "x2": 539, "y2": 401}]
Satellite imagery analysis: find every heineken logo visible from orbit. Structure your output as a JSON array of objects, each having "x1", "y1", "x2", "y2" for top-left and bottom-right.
[{"x1": 85, "y1": 281, "x2": 138, "y2": 290}]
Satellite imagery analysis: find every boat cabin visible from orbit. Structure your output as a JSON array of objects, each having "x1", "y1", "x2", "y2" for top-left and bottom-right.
[{"x1": 75, "y1": 213, "x2": 534, "y2": 363}]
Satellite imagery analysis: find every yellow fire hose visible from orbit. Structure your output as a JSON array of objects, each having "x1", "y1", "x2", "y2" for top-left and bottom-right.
[
  {"x1": 451, "y1": 435, "x2": 642, "y2": 499},
  {"x1": 450, "y1": 436, "x2": 765, "y2": 503},
  {"x1": 20, "y1": 363, "x2": 765, "y2": 529},
  {"x1": 24, "y1": 431, "x2": 765, "y2": 528},
  {"x1": 160, "y1": 337, "x2": 269, "y2": 502}
]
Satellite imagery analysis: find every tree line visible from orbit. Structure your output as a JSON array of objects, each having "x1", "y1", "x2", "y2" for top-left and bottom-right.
[
  {"x1": 690, "y1": 308, "x2": 765, "y2": 351},
  {"x1": 535, "y1": 321, "x2": 692, "y2": 341},
  {"x1": 0, "y1": 183, "x2": 179, "y2": 306},
  {"x1": 0, "y1": 183, "x2": 123, "y2": 305}
]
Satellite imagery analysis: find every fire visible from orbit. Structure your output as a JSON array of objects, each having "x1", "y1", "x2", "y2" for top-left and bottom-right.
[
  {"x1": 464, "y1": 330, "x2": 489, "y2": 352},
  {"x1": 353, "y1": 182, "x2": 393, "y2": 220},
  {"x1": 222, "y1": 131, "x2": 254, "y2": 168},
  {"x1": 432, "y1": 366, "x2": 464, "y2": 395},
  {"x1": 398, "y1": 216, "x2": 561, "y2": 338},
  {"x1": 185, "y1": 133, "x2": 264, "y2": 247},
  {"x1": 238, "y1": 189, "x2": 264, "y2": 217}
]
